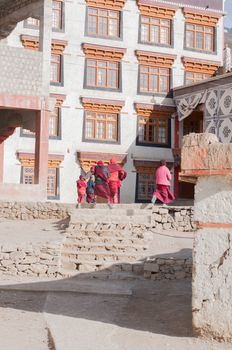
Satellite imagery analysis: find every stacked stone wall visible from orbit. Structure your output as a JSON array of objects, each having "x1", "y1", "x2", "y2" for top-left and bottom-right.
[
  {"x1": 143, "y1": 257, "x2": 192, "y2": 281},
  {"x1": 0, "y1": 202, "x2": 196, "y2": 231},
  {"x1": 151, "y1": 206, "x2": 195, "y2": 232},
  {"x1": 0, "y1": 242, "x2": 61, "y2": 278},
  {"x1": 0, "y1": 201, "x2": 71, "y2": 220}
]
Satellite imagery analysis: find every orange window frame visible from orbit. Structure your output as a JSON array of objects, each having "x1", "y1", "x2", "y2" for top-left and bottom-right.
[
  {"x1": 86, "y1": 59, "x2": 119, "y2": 89},
  {"x1": 141, "y1": 15, "x2": 171, "y2": 45},
  {"x1": 87, "y1": 7, "x2": 120, "y2": 37},
  {"x1": 138, "y1": 115, "x2": 169, "y2": 145},
  {"x1": 185, "y1": 71, "x2": 211, "y2": 85},
  {"x1": 186, "y1": 23, "x2": 214, "y2": 52},
  {"x1": 140, "y1": 65, "x2": 169, "y2": 94},
  {"x1": 85, "y1": 111, "x2": 118, "y2": 141}
]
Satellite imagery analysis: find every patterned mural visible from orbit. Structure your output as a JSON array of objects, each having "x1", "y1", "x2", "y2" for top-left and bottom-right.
[
  {"x1": 205, "y1": 84, "x2": 232, "y2": 143},
  {"x1": 175, "y1": 82, "x2": 232, "y2": 144}
]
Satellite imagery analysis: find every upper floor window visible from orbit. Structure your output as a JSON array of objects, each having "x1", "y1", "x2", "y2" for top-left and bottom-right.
[
  {"x1": 86, "y1": 59, "x2": 119, "y2": 89},
  {"x1": 49, "y1": 107, "x2": 60, "y2": 137},
  {"x1": 87, "y1": 7, "x2": 120, "y2": 38},
  {"x1": 52, "y1": 0, "x2": 63, "y2": 30},
  {"x1": 140, "y1": 65, "x2": 169, "y2": 94},
  {"x1": 24, "y1": 0, "x2": 64, "y2": 31},
  {"x1": 185, "y1": 71, "x2": 211, "y2": 85},
  {"x1": 83, "y1": 43, "x2": 126, "y2": 90},
  {"x1": 183, "y1": 57, "x2": 219, "y2": 86},
  {"x1": 136, "y1": 50, "x2": 175, "y2": 95},
  {"x1": 141, "y1": 16, "x2": 170, "y2": 46},
  {"x1": 85, "y1": 111, "x2": 118, "y2": 142},
  {"x1": 186, "y1": 24, "x2": 214, "y2": 52},
  {"x1": 51, "y1": 54, "x2": 62, "y2": 84},
  {"x1": 24, "y1": 17, "x2": 40, "y2": 28},
  {"x1": 81, "y1": 97, "x2": 124, "y2": 143},
  {"x1": 138, "y1": 116, "x2": 169, "y2": 145}
]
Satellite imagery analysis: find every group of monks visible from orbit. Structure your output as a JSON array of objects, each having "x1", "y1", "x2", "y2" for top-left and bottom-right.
[
  {"x1": 76, "y1": 158, "x2": 175, "y2": 207},
  {"x1": 76, "y1": 157, "x2": 127, "y2": 207}
]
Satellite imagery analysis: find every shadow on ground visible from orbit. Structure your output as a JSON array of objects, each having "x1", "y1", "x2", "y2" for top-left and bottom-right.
[{"x1": 0, "y1": 249, "x2": 193, "y2": 338}]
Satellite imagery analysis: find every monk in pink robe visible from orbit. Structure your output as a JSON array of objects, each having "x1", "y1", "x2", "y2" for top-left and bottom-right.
[
  {"x1": 151, "y1": 160, "x2": 175, "y2": 205},
  {"x1": 108, "y1": 157, "x2": 127, "y2": 204},
  {"x1": 76, "y1": 175, "x2": 87, "y2": 204},
  {"x1": 91, "y1": 160, "x2": 112, "y2": 204}
]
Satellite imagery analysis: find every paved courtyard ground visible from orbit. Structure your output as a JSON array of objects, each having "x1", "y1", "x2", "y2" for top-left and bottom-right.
[{"x1": 0, "y1": 219, "x2": 231, "y2": 350}]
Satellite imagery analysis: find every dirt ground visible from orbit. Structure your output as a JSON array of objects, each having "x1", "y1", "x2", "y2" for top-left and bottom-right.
[
  {"x1": 0, "y1": 278, "x2": 231, "y2": 350},
  {"x1": 0, "y1": 219, "x2": 231, "y2": 350}
]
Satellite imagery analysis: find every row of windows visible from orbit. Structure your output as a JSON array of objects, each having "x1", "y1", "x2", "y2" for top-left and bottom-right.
[
  {"x1": 87, "y1": 10, "x2": 215, "y2": 52},
  {"x1": 27, "y1": 2, "x2": 216, "y2": 53},
  {"x1": 52, "y1": 53, "x2": 211, "y2": 91},
  {"x1": 22, "y1": 110, "x2": 170, "y2": 147}
]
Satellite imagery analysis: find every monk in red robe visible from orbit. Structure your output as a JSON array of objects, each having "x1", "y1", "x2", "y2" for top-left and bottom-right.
[
  {"x1": 91, "y1": 160, "x2": 113, "y2": 205},
  {"x1": 108, "y1": 157, "x2": 127, "y2": 204},
  {"x1": 76, "y1": 175, "x2": 87, "y2": 206}
]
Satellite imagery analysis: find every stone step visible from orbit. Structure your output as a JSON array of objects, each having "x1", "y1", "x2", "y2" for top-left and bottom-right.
[
  {"x1": 59, "y1": 268, "x2": 145, "y2": 281},
  {"x1": 70, "y1": 214, "x2": 152, "y2": 224},
  {"x1": 66, "y1": 228, "x2": 148, "y2": 235},
  {"x1": 61, "y1": 256, "x2": 142, "y2": 268},
  {"x1": 62, "y1": 252, "x2": 145, "y2": 262},
  {"x1": 64, "y1": 237, "x2": 147, "y2": 247},
  {"x1": 63, "y1": 241, "x2": 148, "y2": 250},
  {"x1": 76, "y1": 203, "x2": 153, "y2": 210},
  {"x1": 65, "y1": 232, "x2": 147, "y2": 240},
  {"x1": 72, "y1": 208, "x2": 152, "y2": 216}
]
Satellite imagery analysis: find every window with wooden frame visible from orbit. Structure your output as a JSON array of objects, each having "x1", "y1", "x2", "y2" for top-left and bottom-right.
[
  {"x1": 138, "y1": 115, "x2": 169, "y2": 145},
  {"x1": 49, "y1": 107, "x2": 60, "y2": 137},
  {"x1": 51, "y1": 54, "x2": 62, "y2": 84},
  {"x1": 81, "y1": 97, "x2": 124, "y2": 143},
  {"x1": 186, "y1": 23, "x2": 214, "y2": 52},
  {"x1": 87, "y1": 7, "x2": 120, "y2": 38},
  {"x1": 24, "y1": 17, "x2": 40, "y2": 28},
  {"x1": 52, "y1": 0, "x2": 63, "y2": 30},
  {"x1": 140, "y1": 65, "x2": 169, "y2": 94},
  {"x1": 183, "y1": 57, "x2": 219, "y2": 86},
  {"x1": 22, "y1": 166, "x2": 58, "y2": 198},
  {"x1": 86, "y1": 59, "x2": 119, "y2": 89},
  {"x1": 137, "y1": 170, "x2": 155, "y2": 202},
  {"x1": 185, "y1": 71, "x2": 211, "y2": 85},
  {"x1": 136, "y1": 50, "x2": 175, "y2": 95},
  {"x1": 141, "y1": 16, "x2": 170, "y2": 45},
  {"x1": 47, "y1": 168, "x2": 58, "y2": 197},
  {"x1": 83, "y1": 44, "x2": 125, "y2": 90},
  {"x1": 85, "y1": 111, "x2": 118, "y2": 142}
]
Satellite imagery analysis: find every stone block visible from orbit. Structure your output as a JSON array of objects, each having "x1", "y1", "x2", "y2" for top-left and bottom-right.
[{"x1": 144, "y1": 262, "x2": 159, "y2": 272}]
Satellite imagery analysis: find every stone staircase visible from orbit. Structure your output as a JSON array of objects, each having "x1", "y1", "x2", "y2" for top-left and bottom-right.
[{"x1": 60, "y1": 204, "x2": 153, "y2": 279}]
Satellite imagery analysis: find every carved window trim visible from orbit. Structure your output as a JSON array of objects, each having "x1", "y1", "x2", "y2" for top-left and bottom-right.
[
  {"x1": 137, "y1": 0, "x2": 176, "y2": 18},
  {"x1": 136, "y1": 50, "x2": 176, "y2": 67},
  {"x1": 83, "y1": 43, "x2": 126, "y2": 61},
  {"x1": 182, "y1": 57, "x2": 220, "y2": 76},
  {"x1": 183, "y1": 9, "x2": 221, "y2": 27},
  {"x1": 85, "y1": 0, "x2": 126, "y2": 11}
]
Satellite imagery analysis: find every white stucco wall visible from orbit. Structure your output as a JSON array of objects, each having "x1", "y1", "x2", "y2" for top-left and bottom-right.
[{"x1": 3, "y1": 0, "x2": 224, "y2": 203}]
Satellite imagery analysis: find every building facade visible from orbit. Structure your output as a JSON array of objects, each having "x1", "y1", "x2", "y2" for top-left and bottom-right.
[{"x1": 2, "y1": 0, "x2": 225, "y2": 203}]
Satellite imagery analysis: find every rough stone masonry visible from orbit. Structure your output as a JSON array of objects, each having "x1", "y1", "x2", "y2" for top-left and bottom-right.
[{"x1": 180, "y1": 133, "x2": 232, "y2": 341}]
